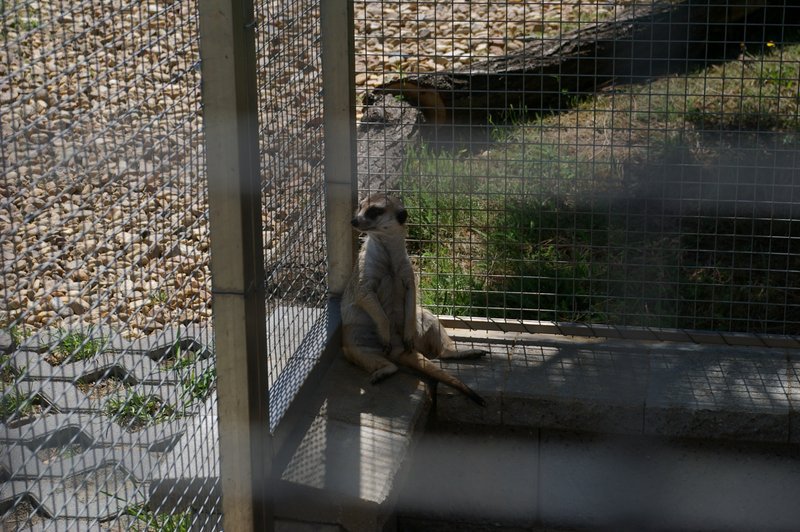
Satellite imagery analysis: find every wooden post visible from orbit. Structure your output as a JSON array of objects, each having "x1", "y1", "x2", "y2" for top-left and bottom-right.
[
  {"x1": 321, "y1": 0, "x2": 358, "y2": 296},
  {"x1": 198, "y1": 0, "x2": 272, "y2": 530}
]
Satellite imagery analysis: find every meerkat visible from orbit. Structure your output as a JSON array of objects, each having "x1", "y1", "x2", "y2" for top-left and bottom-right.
[{"x1": 341, "y1": 193, "x2": 487, "y2": 406}]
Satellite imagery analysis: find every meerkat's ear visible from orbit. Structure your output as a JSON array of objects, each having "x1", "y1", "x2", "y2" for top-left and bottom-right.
[{"x1": 396, "y1": 208, "x2": 408, "y2": 225}]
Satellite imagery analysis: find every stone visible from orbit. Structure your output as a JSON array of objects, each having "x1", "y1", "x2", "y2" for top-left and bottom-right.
[{"x1": 67, "y1": 299, "x2": 90, "y2": 315}]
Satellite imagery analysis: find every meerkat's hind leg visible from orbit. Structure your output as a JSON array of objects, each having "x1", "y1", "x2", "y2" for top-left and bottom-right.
[
  {"x1": 343, "y1": 345, "x2": 399, "y2": 383},
  {"x1": 394, "y1": 350, "x2": 487, "y2": 407},
  {"x1": 417, "y1": 308, "x2": 490, "y2": 360},
  {"x1": 437, "y1": 339, "x2": 489, "y2": 360},
  {"x1": 446, "y1": 346, "x2": 490, "y2": 359}
]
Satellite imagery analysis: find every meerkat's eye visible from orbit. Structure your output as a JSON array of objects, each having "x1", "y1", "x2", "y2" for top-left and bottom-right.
[{"x1": 364, "y1": 206, "x2": 385, "y2": 220}]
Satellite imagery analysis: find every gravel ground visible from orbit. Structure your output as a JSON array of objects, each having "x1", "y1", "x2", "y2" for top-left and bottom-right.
[
  {"x1": 1, "y1": 0, "x2": 636, "y2": 339},
  {"x1": 354, "y1": 0, "x2": 631, "y2": 87},
  {"x1": 1, "y1": 0, "x2": 207, "y2": 339}
]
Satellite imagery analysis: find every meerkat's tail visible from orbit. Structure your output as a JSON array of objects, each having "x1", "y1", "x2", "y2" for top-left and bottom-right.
[{"x1": 396, "y1": 350, "x2": 486, "y2": 407}]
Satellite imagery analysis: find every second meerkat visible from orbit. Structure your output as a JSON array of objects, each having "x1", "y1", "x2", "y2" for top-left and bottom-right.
[{"x1": 341, "y1": 193, "x2": 487, "y2": 406}]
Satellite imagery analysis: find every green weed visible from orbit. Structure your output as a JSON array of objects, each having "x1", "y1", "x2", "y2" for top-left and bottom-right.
[
  {"x1": 106, "y1": 393, "x2": 175, "y2": 430},
  {"x1": 125, "y1": 504, "x2": 192, "y2": 532},
  {"x1": 181, "y1": 366, "x2": 216, "y2": 403},
  {"x1": 161, "y1": 338, "x2": 200, "y2": 370},
  {"x1": 0, "y1": 389, "x2": 40, "y2": 421},
  {"x1": 150, "y1": 290, "x2": 169, "y2": 304},
  {"x1": 9, "y1": 324, "x2": 31, "y2": 346},
  {"x1": 49, "y1": 330, "x2": 104, "y2": 365},
  {"x1": 1, "y1": 354, "x2": 15, "y2": 384}
]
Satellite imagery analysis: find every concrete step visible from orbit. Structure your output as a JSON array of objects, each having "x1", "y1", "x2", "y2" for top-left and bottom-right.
[
  {"x1": 397, "y1": 427, "x2": 800, "y2": 531},
  {"x1": 434, "y1": 330, "x2": 800, "y2": 445}
]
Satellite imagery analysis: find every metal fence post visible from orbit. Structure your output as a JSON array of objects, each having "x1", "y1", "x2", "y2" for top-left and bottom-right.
[
  {"x1": 321, "y1": 0, "x2": 358, "y2": 296},
  {"x1": 198, "y1": 0, "x2": 272, "y2": 531}
]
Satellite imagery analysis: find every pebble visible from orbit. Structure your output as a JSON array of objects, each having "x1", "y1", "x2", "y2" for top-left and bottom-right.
[
  {"x1": 2, "y1": 0, "x2": 629, "y2": 337},
  {"x1": 50, "y1": 297, "x2": 74, "y2": 317},
  {"x1": 68, "y1": 299, "x2": 90, "y2": 315}
]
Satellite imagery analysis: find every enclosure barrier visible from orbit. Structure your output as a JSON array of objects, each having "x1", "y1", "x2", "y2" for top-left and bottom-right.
[
  {"x1": 1, "y1": 0, "x2": 353, "y2": 527},
  {"x1": 2, "y1": 0, "x2": 799, "y2": 530},
  {"x1": 0, "y1": 0, "x2": 224, "y2": 529},
  {"x1": 355, "y1": 0, "x2": 800, "y2": 340}
]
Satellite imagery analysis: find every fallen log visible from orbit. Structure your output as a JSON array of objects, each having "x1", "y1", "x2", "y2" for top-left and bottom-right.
[
  {"x1": 356, "y1": 93, "x2": 425, "y2": 191},
  {"x1": 368, "y1": 0, "x2": 788, "y2": 124},
  {"x1": 357, "y1": 0, "x2": 792, "y2": 190}
]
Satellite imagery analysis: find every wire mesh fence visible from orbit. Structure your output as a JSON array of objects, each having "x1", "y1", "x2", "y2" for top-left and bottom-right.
[
  {"x1": 2, "y1": 0, "x2": 799, "y2": 528},
  {"x1": 1, "y1": 0, "x2": 219, "y2": 528},
  {"x1": 354, "y1": 0, "x2": 800, "y2": 338},
  {"x1": 1, "y1": 0, "x2": 333, "y2": 528},
  {"x1": 256, "y1": 0, "x2": 329, "y2": 431}
]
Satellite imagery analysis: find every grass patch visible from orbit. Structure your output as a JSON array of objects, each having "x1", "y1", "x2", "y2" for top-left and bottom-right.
[
  {"x1": 125, "y1": 504, "x2": 192, "y2": 532},
  {"x1": 683, "y1": 44, "x2": 800, "y2": 132},
  {"x1": 403, "y1": 43, "x2": 800, "y2": 334},
  {"x1": 106, "y1": 392, "x2": 175, "y2": 431},
  {"x1": 47, "y1": 329, "x2": 104, "y2": 365},
  {"x1": 0, "y1": 389, "x2": 41, "y2": 422},
  {"x1": 0, "y1": 354, "x2": 37, "y2": 421},
  {"x1": 181, "y1": 366, "x2": 216, "y2": 403}
]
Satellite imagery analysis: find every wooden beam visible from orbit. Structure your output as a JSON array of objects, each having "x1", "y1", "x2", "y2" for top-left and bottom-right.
[{"x1": 198, "y1": 0, "x2": 272, "y2": 530}]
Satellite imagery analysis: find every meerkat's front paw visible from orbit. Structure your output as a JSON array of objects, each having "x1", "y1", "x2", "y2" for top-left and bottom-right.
[
  {"x1": 377, "y1": 323, "x2": 391, "y2": 348},
  {"x1": 403, "y1": 333, "x2": 415, "y2": 352}
]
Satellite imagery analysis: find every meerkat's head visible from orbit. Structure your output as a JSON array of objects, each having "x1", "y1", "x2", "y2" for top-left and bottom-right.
[{"x1": 351, "y1": 194, "x2": 408, "y2": 235}]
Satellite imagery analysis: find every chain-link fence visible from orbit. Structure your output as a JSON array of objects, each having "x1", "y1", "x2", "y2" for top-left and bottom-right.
[
  {"x1": 355, "y1": 0, "x2": 800, "y2": 339},
  {"x1": 3, "y1": 0, "x2": 799, "y2": 529},
  {"x1": 256, "y1": 0, "x2": 329, "y2": 431},
  {"x1": 0, "y1": 0, "x2": 217, "y2": 528},
  {"x1": 1, "y1": 0, "x2": 337, "y2": 528}
]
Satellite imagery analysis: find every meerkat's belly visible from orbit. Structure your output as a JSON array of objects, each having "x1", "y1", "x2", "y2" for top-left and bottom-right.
[{"x1": 377, "y1": 274, "x2": 407, "y2": 338}]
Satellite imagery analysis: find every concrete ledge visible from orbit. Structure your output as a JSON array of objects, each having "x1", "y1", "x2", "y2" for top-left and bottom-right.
[
  {"x1": 270, "y1": 329, "x2": 799, "y2": 530},
  {"x1": 434, "y1": 330, "x2": 800, "y2": 445},
  {"x1": 0, "y1": 413, "x2": 185, "y2": 451},
  {"x1": 0, "y1": 469, "x2": 144, "y2": 520},
  {"x1": 147, "y1": 352, "x2": 430, "y2": 532},
  {"x1": 275, "y1": 355, "x2": 430, "y2": 531},
  {"x1": 397, "y1": 427, "x2": 800, "y2": 531}
]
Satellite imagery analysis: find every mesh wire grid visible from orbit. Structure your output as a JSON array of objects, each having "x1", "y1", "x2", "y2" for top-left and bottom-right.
[
  {"x1": 255, "y1": 0, "x2": 328, "y2": 431},
  {"x1": 354, "y1": 0, "x2": 800, "y2": 338},
  {"x1": 1, "y1": 0, "x2": 219, "y2": 528},
  {"x1": 2, "y1": 0, "x2": 799, "y2": 529}
]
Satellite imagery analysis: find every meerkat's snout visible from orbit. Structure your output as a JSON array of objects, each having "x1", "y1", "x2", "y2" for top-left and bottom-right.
[
  {"x1": 350, "y1": 194, "x2": 407, "y2": 233},
  {"x1": 351, "y1": 212, "x2": 377, "y2": 232}
]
